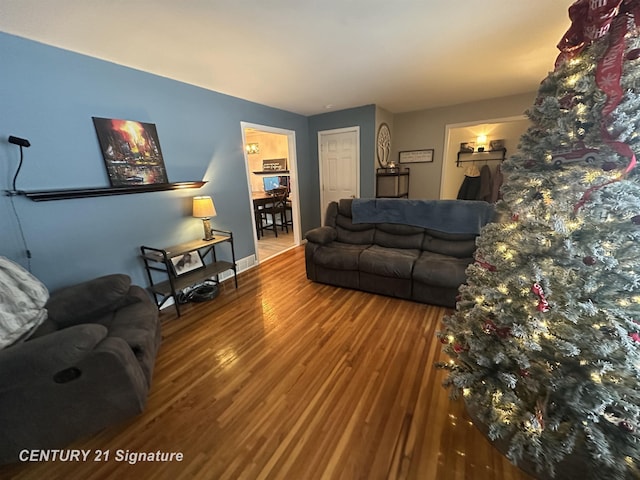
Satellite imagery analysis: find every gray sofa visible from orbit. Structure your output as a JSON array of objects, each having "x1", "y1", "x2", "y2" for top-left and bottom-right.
[
  {"x1": 0, "y1": 273, "x2": 161, "y2": 465},
  {"x1": 305, "y1": 198, "x2": 494, "y2": 308}
]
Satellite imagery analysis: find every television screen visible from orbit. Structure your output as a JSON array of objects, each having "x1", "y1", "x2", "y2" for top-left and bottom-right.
[{"x1": 263, "y1": 176, "x2": 280, "y2": 191}]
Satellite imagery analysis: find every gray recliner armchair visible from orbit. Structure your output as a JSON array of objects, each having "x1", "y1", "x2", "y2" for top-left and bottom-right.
[{"x1": 0, "y1": 273, "x2": 161, "y2": 465}]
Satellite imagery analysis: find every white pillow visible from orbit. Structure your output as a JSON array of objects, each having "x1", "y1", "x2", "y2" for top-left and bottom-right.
[{"x1": 0, "y1": 257, "x2": 49, "y2": 349}]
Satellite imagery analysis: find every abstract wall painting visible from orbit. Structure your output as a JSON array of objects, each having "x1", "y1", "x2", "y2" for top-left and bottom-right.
[{"x1": 93, "y1": 117, "x2": 169, "y2": 187}]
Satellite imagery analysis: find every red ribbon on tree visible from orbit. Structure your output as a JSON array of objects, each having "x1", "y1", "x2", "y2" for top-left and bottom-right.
[
  {"x1": 483, "y1": 319, "x2": 511, "y2": 338},
  {"x1": 558, "y1": 1, "x2": 640, "y2": 211},
  {"x1": 555, "y1": 0, "x2": 624, "y2": 68},
  {"x1": 475, "y1": 258, "x2": 497, "y2": 272},
  {"x1": 531, "y1": 283, "x2": 551, "y2": 312}
]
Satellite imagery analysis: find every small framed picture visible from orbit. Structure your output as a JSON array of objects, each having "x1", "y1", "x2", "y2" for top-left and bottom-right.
[
  {"x1": 460, "y1": 142, "x2": 475, "y2": 153},
  {"x1": 398, "y1": 149, "x2": 434, "y2": 164},
  {"x1": 490, "y1": 139, "x2": 505, "y2": 151},
  {"x1": 170, "y1": 250, "x2": 205, "y2": 277}
]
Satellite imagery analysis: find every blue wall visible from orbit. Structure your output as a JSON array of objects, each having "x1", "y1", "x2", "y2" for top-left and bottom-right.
[{"x1": 0, "y1": 32, "x2": 312, "y2": 290}]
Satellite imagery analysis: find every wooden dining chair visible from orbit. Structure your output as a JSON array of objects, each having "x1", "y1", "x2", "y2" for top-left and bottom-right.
[{"x1": 258, "y1": 187, "x2": 288, "y2": 238}]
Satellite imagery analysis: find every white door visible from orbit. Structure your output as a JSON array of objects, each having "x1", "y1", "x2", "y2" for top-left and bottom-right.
[{"x1": 318, "y1": 127, "x2": 360, "y2": 224}]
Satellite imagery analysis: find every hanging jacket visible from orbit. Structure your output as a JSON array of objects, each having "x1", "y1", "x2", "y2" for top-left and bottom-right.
[
  {"x1": 490, "y1": 163, "x2": 504, "y2": 203},
  {"x1": 457, "y1": 164, "x2": 482, "y2": 200},
  {"x1": 478, "y1": 165, "x2": 492, "y2": 202}
]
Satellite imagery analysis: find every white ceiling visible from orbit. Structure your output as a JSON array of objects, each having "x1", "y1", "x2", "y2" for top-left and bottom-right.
[{"x1": 0, "y1": 0, "x2": 573, "y2": 116}]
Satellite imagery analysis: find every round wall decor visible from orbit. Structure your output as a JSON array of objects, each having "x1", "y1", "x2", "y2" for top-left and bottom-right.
[{"x1": 376, "y1": 123, "x2": 391, "y2": 167}]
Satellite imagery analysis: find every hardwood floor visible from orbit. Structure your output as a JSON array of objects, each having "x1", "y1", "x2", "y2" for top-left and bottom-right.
[
  {"x1": 0, "y1": 247, "x2": 532, "y2": 480},
  {"x1": 257, "y1": 228, "x2": 295, "y2": 262}
]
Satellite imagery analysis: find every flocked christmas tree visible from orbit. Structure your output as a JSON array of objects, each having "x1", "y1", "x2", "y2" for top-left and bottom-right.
[{"x1": 438, "y1": 1, "x2": 640, "y2": 478}]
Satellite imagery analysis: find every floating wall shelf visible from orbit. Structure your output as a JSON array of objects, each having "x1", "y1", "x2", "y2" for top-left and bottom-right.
[
  {"x1": 252, "y1": 170, "x2": 290, "y2": 175},
  {"x1": 15, "y1": 181, "x2": 207, "y2": 202},
  {"x1": 456, "y1": 148, "x2": 507, "y2": 167}
]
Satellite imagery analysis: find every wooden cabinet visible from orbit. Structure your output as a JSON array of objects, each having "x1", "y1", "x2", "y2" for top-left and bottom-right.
[{"x1": 140, "y1": 230, "x2": 237, "y2": 316}]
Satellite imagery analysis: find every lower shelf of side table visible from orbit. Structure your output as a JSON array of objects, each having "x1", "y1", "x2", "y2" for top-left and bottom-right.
[
  {"x1": 141, "y1": 230, "x2": 238, "y2": 317},
  {"x1": 148, "y1": 261, "x2": 235, "y2": 297}
]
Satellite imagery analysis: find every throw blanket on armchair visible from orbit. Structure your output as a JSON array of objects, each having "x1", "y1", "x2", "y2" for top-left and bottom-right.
[
  {"x1": 0, "y1": 256, "x2": 49, "y2": 349},
  {"x1": 351, "y1": 198, "x2": 495, "y2": 235}
]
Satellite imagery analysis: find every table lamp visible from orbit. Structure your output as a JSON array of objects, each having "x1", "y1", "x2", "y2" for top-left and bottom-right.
[{"x1": 193, "y1": 196, "x2": 217, "y2": 241}]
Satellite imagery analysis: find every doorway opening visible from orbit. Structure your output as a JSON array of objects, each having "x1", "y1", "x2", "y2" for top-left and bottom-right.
[
  {"x1": 441, "y1": 116, "x2": 529, "y2": 200},
  {"x1": 241, "y1": 122, "x2": 301, "y2": 263}
]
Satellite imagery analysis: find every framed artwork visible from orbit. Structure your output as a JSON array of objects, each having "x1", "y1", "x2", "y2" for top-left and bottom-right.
[
  {"x1": 262, "y1": 158, "x2": 288, "y2": 171},
  {"x1": 460, "y1": 142, "x2": 475, "y2": 153},
  {"x1": 92, "y1": 117, "x2": 169, "y2": 187},
  {"x1": 170, "y1": 250, "x2": 205, "y2": 277},
  {"x1": 490, "y1": 139, "x2": 505, "y2": 150},
  {"x1": 399, "y1": 149, "x2": 434, "y2": 164}
]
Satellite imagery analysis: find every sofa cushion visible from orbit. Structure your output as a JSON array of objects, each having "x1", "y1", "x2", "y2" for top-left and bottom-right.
[
  {"x1": 412, "y1": 251, "x2": 473, "y2": 288},
  {"x1": 338, "y1": 198, "x2": 355, "y2": 217},
  {"x1": 102, "y1": 287, "x2": 160, "y2": 386},
  {"x1": 424, "y1": 228, "x2": 477, "y2": 241},
  {"x1": 305, "y1": 226, "x2": 337, "y2": 245},
  {"x1": 313, "y1": 242, "x2": 369, "y2": 271},
  {"x1": 46, "y1": 274, "x2": 137, "y2": 327},
  {"x1": 360, "y1": 245, "x2": 420, "y2": 279},
  {"x1": 336, "y1": 214, "x2": 374, "y2": 232},
  {"x1": 422, "y1": 234, "x2": 476, "y2": 258},
  {"x1": 28, "y1": 318, "x2": 58, "y2": 339},
  {"x1": 360, "y1": 272, "x2": 412, "y2": 300},
  {"x1": 324, "y1": 201, "x2": 339, "y2": 228},
  {"x1": 323, "y1": 199, "x2": 376, "y2": 244},
  {"x1": 335, "y1": 223, "x2": 375, "y2": 245},
  {"x1": 374, "y1": 223, "x2": 425, "y2": 249}
]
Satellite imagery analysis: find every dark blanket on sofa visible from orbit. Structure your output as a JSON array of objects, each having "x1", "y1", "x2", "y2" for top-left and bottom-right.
[{"x1": 351, "y1": 198, "x2": 495, "y2": 235}]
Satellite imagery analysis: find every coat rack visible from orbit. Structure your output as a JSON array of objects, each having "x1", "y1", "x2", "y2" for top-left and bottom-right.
[{"x1": 456, "y1": 148, "x2": 507, "y2": 167}]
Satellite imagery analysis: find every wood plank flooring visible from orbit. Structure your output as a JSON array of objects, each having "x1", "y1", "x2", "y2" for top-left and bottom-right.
[
  {"x1": 0, "y1": 246, "x2": 532, "y2": 480},
  {"x1": 257, "y1": 228, "x2": 295, "y2": 262}
]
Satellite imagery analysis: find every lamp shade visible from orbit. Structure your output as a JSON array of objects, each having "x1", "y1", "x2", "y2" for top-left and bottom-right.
[{"x1": 192, "y1": 196, "x2": 217, "y2": 218}]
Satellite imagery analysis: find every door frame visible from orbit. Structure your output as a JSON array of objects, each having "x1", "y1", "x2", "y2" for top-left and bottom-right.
[
  {"x1": 318, "y1": 126, "x2": 360, "y2": 224},
  {"x1": 441, "y1": 115, "x2": 526, "y2": 199},
  {"x1": 241, "y1": 121, "x2": 301, "y2": 264}
]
